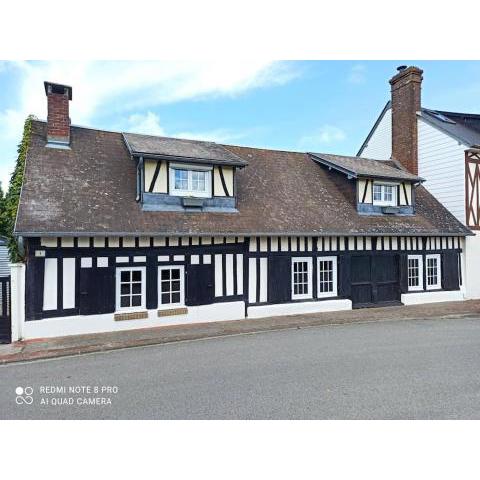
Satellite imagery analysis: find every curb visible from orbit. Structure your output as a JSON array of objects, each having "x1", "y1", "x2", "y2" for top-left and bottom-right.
[{"x1": 1, "y1": 311, "x2": 478, "y2": 365}]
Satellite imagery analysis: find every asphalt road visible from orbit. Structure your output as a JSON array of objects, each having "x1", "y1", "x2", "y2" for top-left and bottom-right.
[{"x1": 1, "y1": 317, "x2": 480, "y2": 419}]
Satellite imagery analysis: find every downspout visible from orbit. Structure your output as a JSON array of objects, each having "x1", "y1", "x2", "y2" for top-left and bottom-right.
[{"x1": 136, "y1": 155, "x2": 144, "y2": 202}]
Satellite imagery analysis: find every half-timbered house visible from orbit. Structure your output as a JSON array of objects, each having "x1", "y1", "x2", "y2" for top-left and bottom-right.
[
  {"x1": 358, "y1": 65, "x2": 480, "y2": 299},
  {"x1": 10, "y1": 80, "x2": 472, "y2": 340}
]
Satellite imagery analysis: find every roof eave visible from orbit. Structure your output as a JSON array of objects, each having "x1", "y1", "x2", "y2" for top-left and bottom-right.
[
  {"x1": 356, "y1": 173, "x2": 425, "y2": 183},
  {"x1": 130, "y1": 151, "x2": 248, "y2": 167},
  {"x1": 14, "y1": 229, "x2": 474, "y2": 237},
  {"x1": 308, "y1": 153, "x2": 357, "y2": 179}
]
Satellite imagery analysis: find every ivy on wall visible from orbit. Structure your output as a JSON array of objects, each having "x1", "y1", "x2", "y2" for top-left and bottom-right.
[{"x1": 1, "y1": 115, "x2": 34, "y2": 263}]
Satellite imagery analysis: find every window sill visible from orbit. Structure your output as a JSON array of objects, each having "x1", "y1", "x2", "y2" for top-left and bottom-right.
[
  {"x1": 114, "y1": 310, "x2": 148, "y2": 321},
  {"x1": 157, "y1": 307, "x2": 188, "y2": 317}
]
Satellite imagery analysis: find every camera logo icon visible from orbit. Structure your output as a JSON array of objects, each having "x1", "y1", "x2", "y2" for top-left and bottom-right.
[{"x1": 15, "y1": 386, "x2": 33, "y2": 405}]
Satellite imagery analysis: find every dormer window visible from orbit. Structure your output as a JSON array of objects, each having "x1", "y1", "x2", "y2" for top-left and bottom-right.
[
  {"x1": 169, "y1": 164, "x2": 212, "y2": 198},
  {"x1": 372, "y1": 183, "x2": 397, "y2": 207}
]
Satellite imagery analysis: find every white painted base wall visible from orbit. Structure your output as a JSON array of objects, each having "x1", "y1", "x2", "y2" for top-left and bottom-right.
[
  {"x1": 247, "y1": 299, "x2": 352, "y2": 319},
  {"x1": 465, "y1": 232, "x2": 480, "y2": 299},
  {"x1": 401, "y1": 290, "x2": 464, "y2": 305},
  {"x1": 23, "y1": 301, "x2": 245, "y2": 340}
]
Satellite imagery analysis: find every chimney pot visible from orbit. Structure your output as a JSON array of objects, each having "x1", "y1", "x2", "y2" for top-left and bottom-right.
[{"x1": 44, "y1": 81, "x2": 72, "y2": 146}]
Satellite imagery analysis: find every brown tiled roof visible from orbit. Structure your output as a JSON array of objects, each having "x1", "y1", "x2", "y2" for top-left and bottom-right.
[
  {"x1": 310, "y1": 152, "x2": 423, "y2": 182},
  {"x1": 15, "y1": 120, "x2": 471, "y2": 237},
  {"x1": 123, "y1": 132, "x2": 247, "y2": 167}
]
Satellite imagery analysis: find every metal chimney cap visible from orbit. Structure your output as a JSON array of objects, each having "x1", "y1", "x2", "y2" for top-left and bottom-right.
[{"x1": 396, "y1": 65, "x2": 408, "y2": 72}]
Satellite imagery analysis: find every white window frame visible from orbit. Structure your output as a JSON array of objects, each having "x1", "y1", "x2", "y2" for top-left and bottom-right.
[
  {"x1": 407, "y1": 254, "x2": 424, "y2": 292},
  {"x1": 291, "y1": 257, "x2": 313, "y2": 300},
  {"x1": 169, "y1": 163, "x2": 212, "y2": 198},
  {"x1": 116, "y1": 266, "x2": 146, "y2": 312},
  {"x1": 317, "y1": 256, "x2": 338, "y2": 298},
  {"x1": 426, "y1": 254, "x2": 442, "y2": 290},
  {"x1": 372, "y1": 182, "x2": 398, "y2": 207},
  {"x1": 158, "y1": 265, "x2": 185, "y2": 309}
]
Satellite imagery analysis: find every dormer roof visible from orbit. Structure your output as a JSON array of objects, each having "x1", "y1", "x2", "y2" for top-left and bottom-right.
[
  {"x1": 309, "y1": 152, "x2": 424, "y2": 182},
  {"x1": 123, "y1": 132, "x2": 248, "y2": 167}
]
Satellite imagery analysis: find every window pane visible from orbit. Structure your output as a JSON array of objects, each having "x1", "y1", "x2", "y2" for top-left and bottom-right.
[
  {"x1": 174, "y1": 169, "x2": 188, "y2": 190},
  {"x1": 121, "y1": 284, "x2": 130, "y2": 295},
  {"x1": 373, "y1": 185, "x2": 382, "y2": 201},
  {"x1": 121, "y1": 271, "x2": 130, "y2": 282},
  {"x1": 162, "y1": 293, "x2": 170, "y2": 304},
  {"x1": 161, "y1": 269, "x2": 170, "y2": 280},
  {"x1": 172, "y1": 292, "x2": 181, "y2": 303},
  {"x1": 131, "y1": 295, "x2": 142, "y2": 307},
  {"x1": 384, "y1": 185, "x2": 393, "y2": 201},
  {"x1": 171, "y1": 269, "x2": 180, "y2": 279},
  {"x1": 172, "y1": 281, "x2": 180, "y2": 292},
  {"x1": 120, "y1": 296, "x2": 130, "y2": 307},
  {"x1": 132, "y1": 270, "x2": 142, "y2": 282},
  {"x1": 191, "y1": 171, "x2": 206, "y2": 192},
  {"x1": 132, "y1": 283, "x2": 141, "y2": 294}
]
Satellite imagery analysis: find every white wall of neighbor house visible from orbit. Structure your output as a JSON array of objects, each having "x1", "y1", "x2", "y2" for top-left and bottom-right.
[
  {"x1": 360, "y1": 108, "x2": 392, "y2": 160},
  {"x1": 22, "y1": 301, "x2": 246, "y2": 339},
  {"x1": 417, "y1": 118, "x2": 467, "y2": 224},
  {"x1": 465, "y1": 232, "x2": 480, "y2": 299}
]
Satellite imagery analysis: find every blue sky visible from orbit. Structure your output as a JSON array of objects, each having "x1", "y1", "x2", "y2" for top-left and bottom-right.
[{"x1": 1, "y1": 60, "x2": 480, "y2": 190}]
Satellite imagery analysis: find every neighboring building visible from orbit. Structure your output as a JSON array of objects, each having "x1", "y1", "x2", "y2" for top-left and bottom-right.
[
  {"x1": 358, "y1": 66, "x2": 480, "y2": 298},
  {"x1": 0, "y1": 237, "x2": 9, "y2": 277},
  {"x1": 0, "y1": 237, "x2": 10, "y2": 343},
  {"x1": 12, "y1": 80, "x2": 471, "y2": 340}
]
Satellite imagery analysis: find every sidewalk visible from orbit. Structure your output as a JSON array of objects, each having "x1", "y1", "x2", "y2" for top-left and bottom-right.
[{"x1": 1, "y1": 300, "x2": 479, "y2": 364}]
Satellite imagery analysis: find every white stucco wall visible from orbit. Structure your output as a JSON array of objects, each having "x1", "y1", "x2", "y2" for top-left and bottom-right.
[
  {"x1": 401, "y1": 290, "x2": 464, "y2": 305},
  {"x1": 23, "y1": 301, "x2": 246, "y2": 340},
  {"x1": 247, "y1": 299, "x2": 352, "y2": 319}
]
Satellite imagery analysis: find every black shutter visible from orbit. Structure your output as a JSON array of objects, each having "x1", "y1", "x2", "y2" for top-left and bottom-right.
[
  {"x1": 268, "y1": 255, "x2": 291, "y2": 304},
  {"x1": 146, "y1": 257, "x2": 158, "y2": 309},
  {"x1": 442, "y1": 251, "x2": 460, "y2": 291},
  {"x1": 79, "y1": 267, "x2": 115, "y2": 315},
  {"x1": 399, "y1": 253, "x2": 409, "y2": 293},
  {"x1": 338, "y1": 254, "x2": 351, "y2": 298},
  {"x1": 26, "y1": 257, "x2": 45, "y2": 320}
]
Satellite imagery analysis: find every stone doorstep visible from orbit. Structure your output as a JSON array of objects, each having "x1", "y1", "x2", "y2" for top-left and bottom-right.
[{"x1": 0, "y1": 300, "x2": 479, "y2": 365}]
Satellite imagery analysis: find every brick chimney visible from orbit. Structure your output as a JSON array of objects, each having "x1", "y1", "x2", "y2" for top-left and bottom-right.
[
  {"x1": 389, "y1": 66, "x2": 423, "y2": 175},
  {"x1": 44, "y1": 81, "x2": 72, "y2": 145}
]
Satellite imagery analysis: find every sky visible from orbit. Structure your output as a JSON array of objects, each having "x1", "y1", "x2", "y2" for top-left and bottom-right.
[{"x1": 1, "y1": 60, "x2": 480, "y2": 191}]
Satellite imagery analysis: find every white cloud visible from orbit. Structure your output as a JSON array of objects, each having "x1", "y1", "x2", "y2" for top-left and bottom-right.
[
  {"x1": 347, "y1": 64, "x2": 366, "y2": 84},
  {"x1": 126, "y1": 112, "x2": 166, "y2": 136},
  {"x1": 299, "y1": 125, "x2": 346, "y2": 149},
  {"x1": 0, "y1": 60, "x2": 299, "y2": 189},
  {"x1": 2, "y1": 60, "x2": 298, "y2": 126},
  {"x1": 125, "y1": 110, "x2": 250, "y2": 144},
  {"x1": 174, "y1": 129, "x2": 248, "y2": 144}
]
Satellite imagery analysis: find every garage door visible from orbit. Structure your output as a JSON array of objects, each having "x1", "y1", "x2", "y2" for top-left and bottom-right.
[{"x1": 350, "y1": 254, "x2": 401, "y2": 308}]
